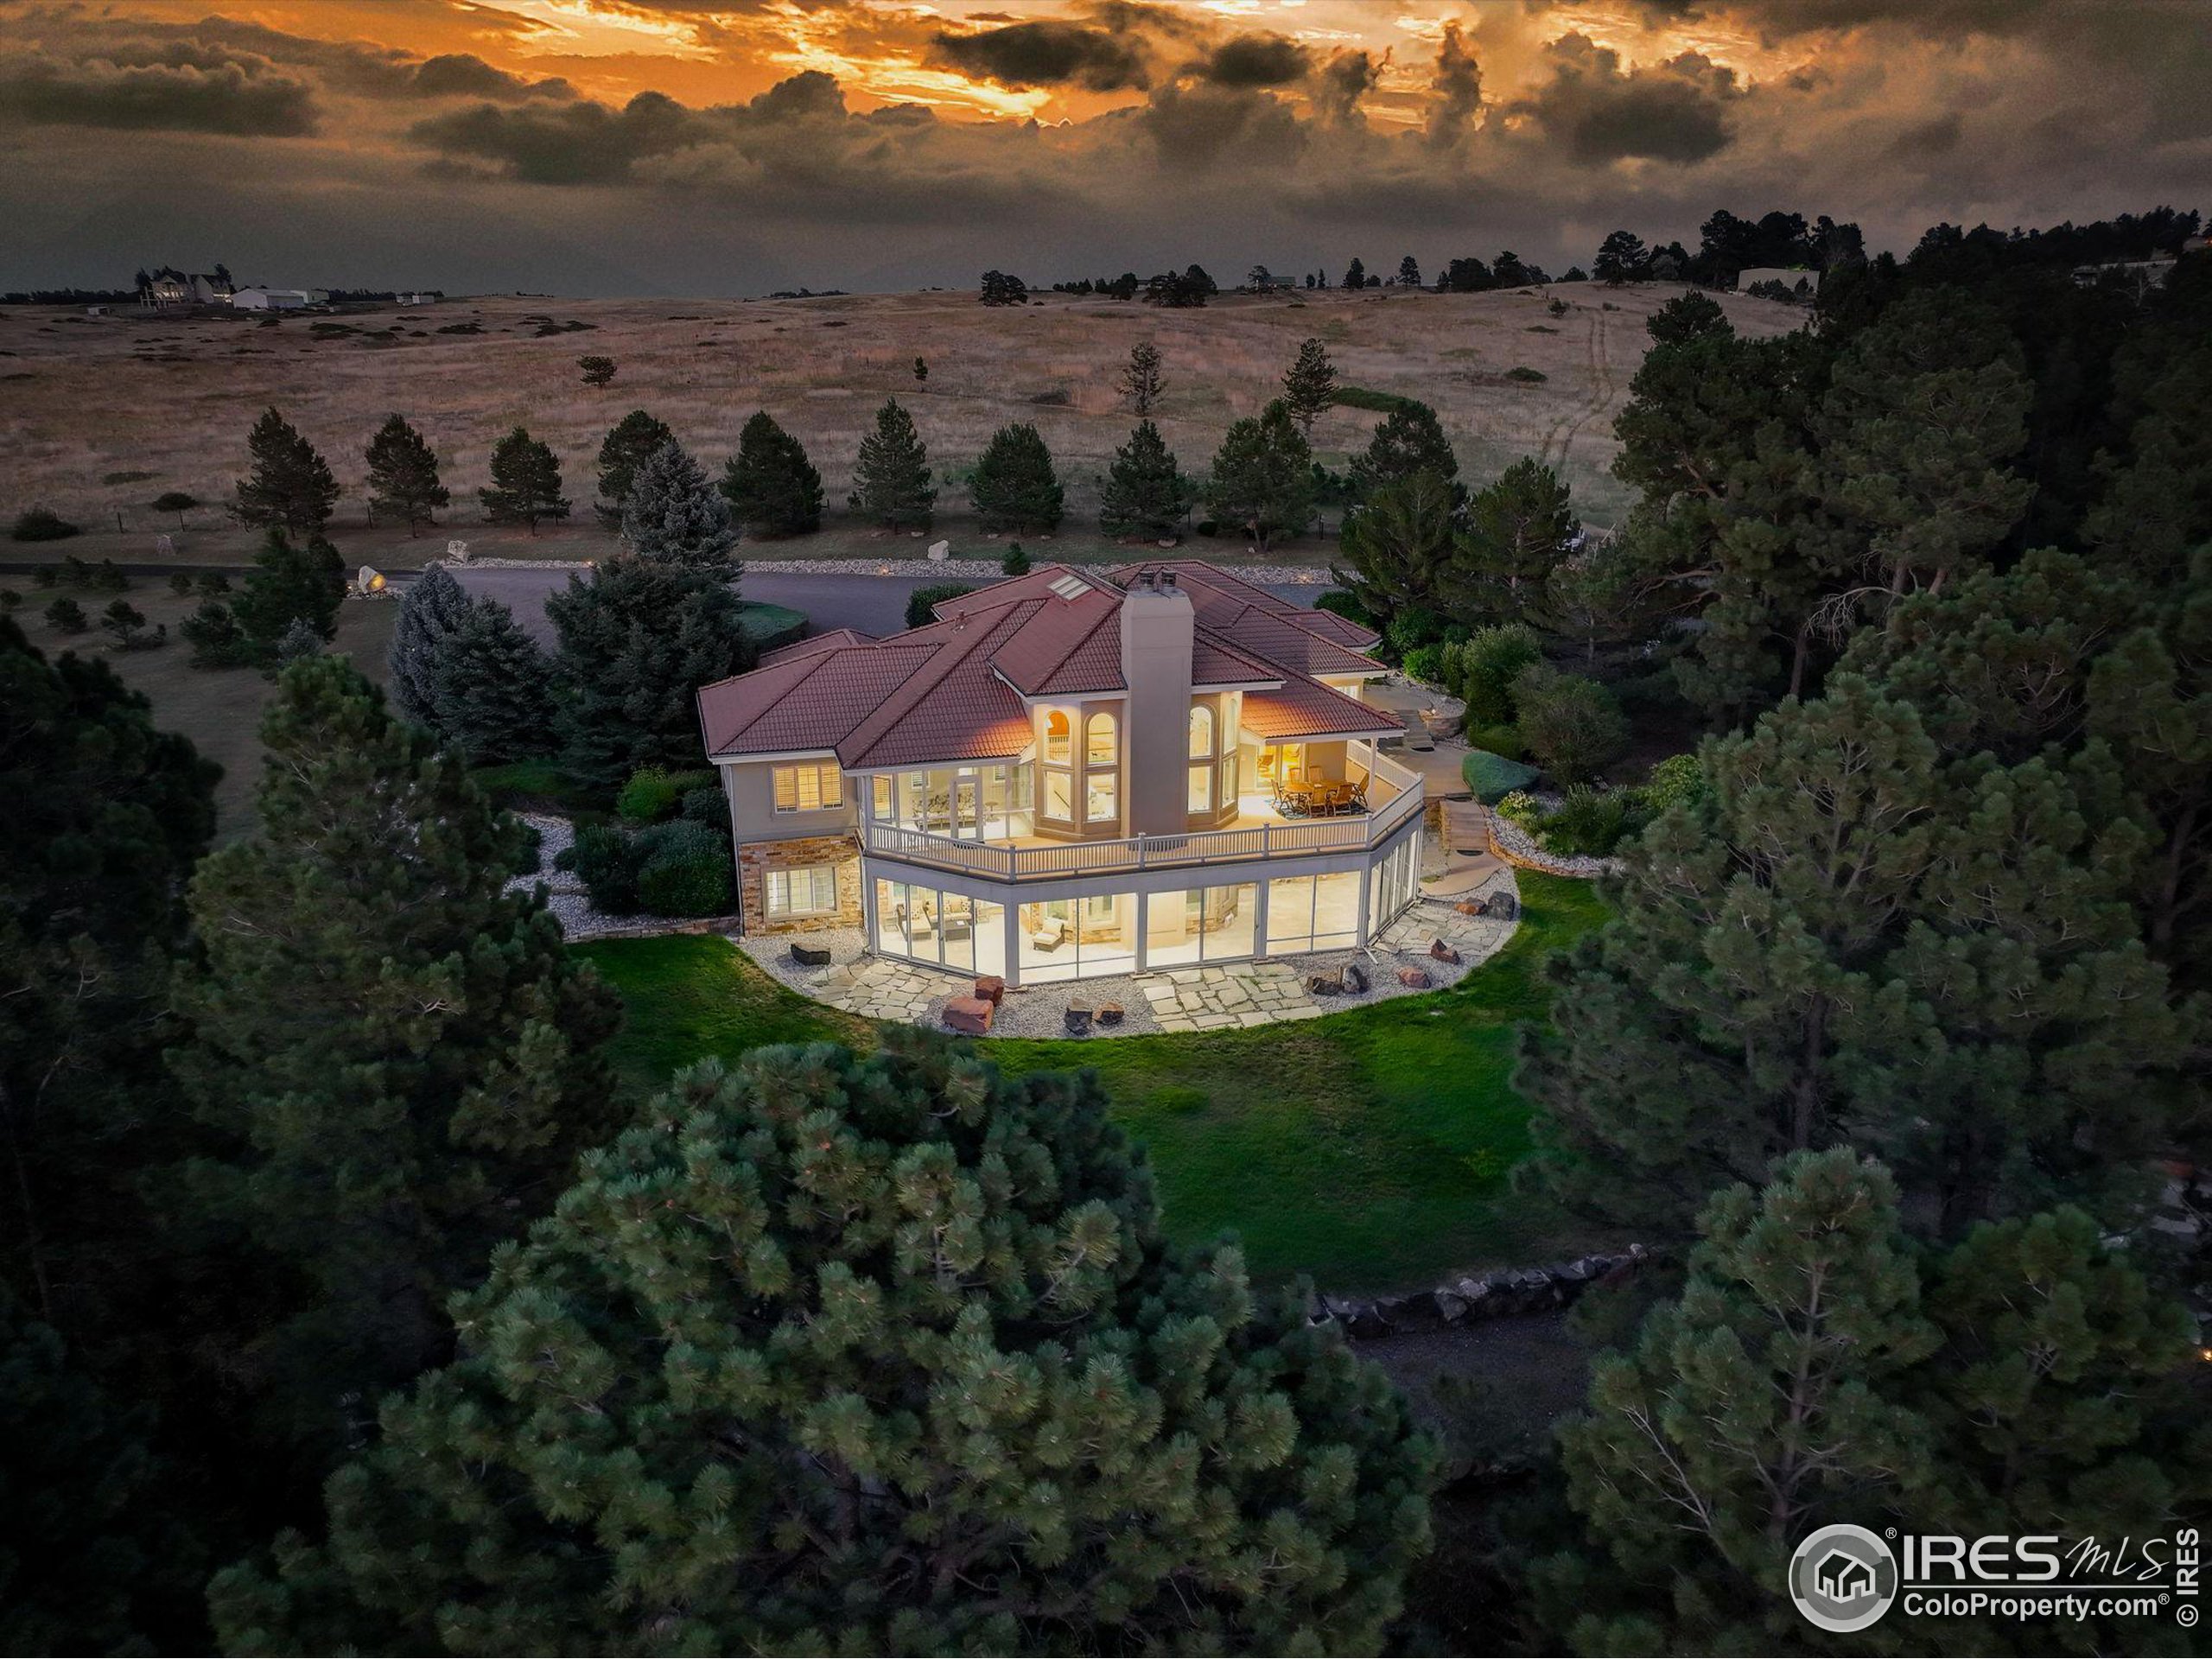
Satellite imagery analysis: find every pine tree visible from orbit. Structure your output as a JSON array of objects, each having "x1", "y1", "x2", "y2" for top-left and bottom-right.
[
  {"x1": 620, "y1": 437, "x2": 736, "y2": 571},
  {"x1": 477, "y1": 426, "x2": 569, "y2": 533},
  {"x1": 593, "y1": 410, "x2": 674, "y2": 526},
  {"x1": 1542, "y1": 1149, "x2": 1942, "y2": 1651},
  {"x1": 1097, "y1": 418, "x2": 1192, "y2": 541},
  {"x1": 1520, "y1": 675, "x2": 2193, "y2": 1243},
  {"x1": 1645, "y1": 289, "x2": 1731, "y2": 346},
  {"x1": 1346, "y1": 398, "x2": 1458, "y2": 497},
  {"x1": 229, "y1": 528, "x2": 346, "y2": 660},
  {"x1": 168, "y1": 656, "x2": 623, "y2": 1452},
  {"x1": 1397, "y1": 254, "x2": 1421, "y2": 287},
  {"x1": 1446, "y1": 457, "x2": 1577, "y2": 626},
  {"x1": 1205, "y1": 399, "x2": 1316, "y2": 552},
  {"x1": 2, "y1": 618, "x2": 218, "y2": 1338},
  {"x1": 1281, "y1": 337, "x2": 1338, "y2": 435},
  {"x1": 548, "y1": 557, "x2": 756, "y2": 789},
  {"x1": 969, "y1": 421, "x2": 1064, "y2": 533},
  {"x1": 1120, "y1": 340, "x2": 1165, "y2": 416},
  {"x1": 0, "y1": 1297, "x2": 178, "y2": 1654},
  {"x1": 718, "y1": 410, "x2": 823, "y2": 537},
  {"x1": 1330, "y1": 470, "x2": 1457, "y2": 632},
  {"x1": 848, "y1": 398, "x2": 935, "y2": 530},
  {"x1": 1538, "y1": 1154, "x2": 2204, "y2": 1654},
  {"x1": 1592, "y1": 229, "x2": 1648, "y2": 283},
  {"x1": 429, "y1": 596, "x2": 556, "y2": 766},
  {"x1": 209, "y1": 1039, "x2": 1436, "y2": 1655},
  {"x1": 1341, "y1": 257, "x2": 1366, "y2": 290},
  {"x1": 232, "y1": 407, "x2": 339, "y2": 533},
  {"x1": 363, "y1": 414, "x2": 448, "y2": 535},
  {"x1": 386, "y1": 563, "x2": 474, "y2": 734}
]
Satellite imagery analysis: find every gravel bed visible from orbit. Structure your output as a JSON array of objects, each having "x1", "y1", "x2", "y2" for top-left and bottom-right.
[
  {"x1": 1484, "y1": 810, "x2": 1624, "y2": 878},
  {"x1": 504, "y1": 812, "x2": 663, "y2": 938}
]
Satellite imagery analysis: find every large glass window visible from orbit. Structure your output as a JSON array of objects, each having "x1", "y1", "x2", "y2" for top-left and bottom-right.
[
  {"x1": 772, "y1": 760, "x2": 843, "y2": 813},
  {"x1": 1045, "y1": 770, "x2": 1073, "y2": 821},
  {"x1": 1017, "y1": 892, "x2": 1135, "y2": 983},
  {"x1": 1187, "y1": 763, "x2": 1212, "y2": 813},
  {"x1": 766, "y1": 864, "x2": 838, "y2": 918},
  {"x1": 1087, "y1": 772, "x2": 1118, "y2": 823},
  {"x1": 1188, "y1": 702, "x2": 1215, "y2": 760},
  {"x1": 1266, "y1": 871, "x2": 1363, "y2": 955},
  {"x1": 1087, "y1": 712, "x2": 1117, "y2": 767},
  {"x1": 1147, "y1": 884, "x2": 1256, "y2": 968},
  {"x1": 1044, "y1": 709, "x2": 1071, "y2": 765},
  {"x1": 1368, "y1": 832, "x2": 1420, "y2": 929}
]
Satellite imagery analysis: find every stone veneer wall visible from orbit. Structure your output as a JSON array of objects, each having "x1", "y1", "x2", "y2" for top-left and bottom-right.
[{"x1": 737, "y1": 834, "x2": 863, "y2": 935}]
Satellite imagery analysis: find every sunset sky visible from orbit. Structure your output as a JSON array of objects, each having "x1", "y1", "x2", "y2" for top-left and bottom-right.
[{"x1": 3, "y1": 0, "x2": 2206, "y2": 296}]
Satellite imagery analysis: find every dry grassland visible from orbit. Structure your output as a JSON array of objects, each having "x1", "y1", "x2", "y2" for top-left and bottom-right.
[{"x1": 1, "y1": 283, "x2": 1801, "y2": 569}]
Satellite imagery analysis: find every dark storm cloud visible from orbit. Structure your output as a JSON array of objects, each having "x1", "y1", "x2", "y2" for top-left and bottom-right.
[
  {"x1": 410, "y1": 89, "x2": 698, "y2": 183},
  {"x1": 404, "y1": 54, "x2": 574, "y2": 101},
  {"x1": 928, "y1": 20, "x2": 1152, "y2": 91},
  {"x1": 1510, "y1": 33, "x2": 1742, "y2": 164},
  {"x1": 0, "y1": 46, "x2": 319, "y2": 135},
  {"x1": 1194, "y1": 34, "x2": 1310, "y2": 89},
  {"x1": 1136, "y1": 81, "x2": 1303, "y2": 166},
  {"x1": 1314, "y1": 49, "x2": 1382, "y2": 126},
  {"x1": 1424, "y1": 22, "x2": 1483, "y2": 149}
]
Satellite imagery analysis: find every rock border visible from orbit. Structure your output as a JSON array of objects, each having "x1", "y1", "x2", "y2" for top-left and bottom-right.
[
  {"x1": 1313, "y1": 1245, "x2": 1650, "y2": 1337},
  {"x1": 1482, "y1": 806, "x2": 1625, "y2": 880}
]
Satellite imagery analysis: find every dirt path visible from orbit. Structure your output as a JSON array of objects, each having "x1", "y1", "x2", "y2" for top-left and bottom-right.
[{"x1": 1540, "y1": 306, "x2": 1618, "y2": 472}]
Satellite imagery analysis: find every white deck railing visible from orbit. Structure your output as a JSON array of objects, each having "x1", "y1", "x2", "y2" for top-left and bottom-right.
[{"x1": 864, "y1": 745, "x2": 1423, "y2": 881}]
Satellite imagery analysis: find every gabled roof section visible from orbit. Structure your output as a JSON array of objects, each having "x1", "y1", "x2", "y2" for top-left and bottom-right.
[
  {"x1": 760, "y1": 627, "x2": 870, "y2": 668},
  {"x1": 697, "y1": 559, "x2": 1389, "y2": 772},
  {"x1": 1107, "y1": 558, "x2": 1382, "y2": 678}
]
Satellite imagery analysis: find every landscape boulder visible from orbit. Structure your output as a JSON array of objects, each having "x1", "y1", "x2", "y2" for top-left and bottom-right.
[
  {"x1": 1306, "y1": 970, "x2": 1343, "y2": 995},
  {"x1": 1480, "y1": 889, "x2": 1518, "y2": 919},
  {"x1": 789, "y1": 941, "x2": 831, "y2": 967},
  {"x1": 1096, "y1": 1000, "x2": 1124, "y2": 1026},
  {"x1": 1429, "y1": 938, "x2": 1461, "y2": 965},
  {"x1": 1064, "y1": 1002, "x2": 1093, "y2": 1035},
  {"x1": 1342, "y1": 962, "x2": 1370, "y2": 995},
  {"x1": 1395, "y1": 966, "x2": 1433, "y2": 988},
  {"x1": 942, "y1": 995, "x2": 994, "y2": 1036},
  {"x1": 971, "y1": 975, "x2": 1005, "y2": 1006}
]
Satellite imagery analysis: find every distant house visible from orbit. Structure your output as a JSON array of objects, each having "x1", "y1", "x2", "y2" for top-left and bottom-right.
[
  {"x1": 1737, "y1": 266, "x2": 1821, "y2": 298},
  {"x1": 232, "y1": 288, "x2": 311, "y2": 311},
  {"x1": 188, "y1": 272, "x2": 232, "y2": 305},
  {"x1": 146, "y1": 266, "x2": 191, "y2": 306}
]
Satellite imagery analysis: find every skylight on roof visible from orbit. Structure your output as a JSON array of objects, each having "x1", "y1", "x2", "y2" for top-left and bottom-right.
[{"x1": 1046, "y1": 574, "x2": 1090, "y2": 601}]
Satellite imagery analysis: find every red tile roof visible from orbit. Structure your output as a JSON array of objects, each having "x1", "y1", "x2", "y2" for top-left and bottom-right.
[{"x1": 696, "y1": 561, "x2": 1388, "y2": 768}]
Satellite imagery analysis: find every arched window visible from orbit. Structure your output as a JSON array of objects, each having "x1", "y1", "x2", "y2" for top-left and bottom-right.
[
  {"x1": 1187, "y1": 702, "x2": 1215, "y2": 759},
  {"x1": 1086, "y1": 711, "x2": 1117, "y2": 767},
  {"x1": 1044, "y1": 708, "x2": 1071, "y2": 765}
]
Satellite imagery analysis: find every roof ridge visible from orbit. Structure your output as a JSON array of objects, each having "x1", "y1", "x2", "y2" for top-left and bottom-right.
[{"x1": 839, "y1": 600, "x2": 1039, "y2": 765}]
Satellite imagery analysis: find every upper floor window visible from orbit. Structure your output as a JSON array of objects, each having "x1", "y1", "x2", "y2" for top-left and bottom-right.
[
  {"x1": 1188, "y1": 702, "x2": 1215, "y2": 759},
  {"x1": 772, "y1": 761, "x2": 843, "y2": 813},
  {"x1": 1044, "y1": 709, "x2": 1071, "y2": 766},
  {"x1": 1086, "y1": 711, "x2": 1118, "y2": 767}
]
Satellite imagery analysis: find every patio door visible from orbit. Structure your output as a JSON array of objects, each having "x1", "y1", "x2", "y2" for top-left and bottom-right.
[{"x1": 952, "y1": 772, "x2": 982, "y2": 839}]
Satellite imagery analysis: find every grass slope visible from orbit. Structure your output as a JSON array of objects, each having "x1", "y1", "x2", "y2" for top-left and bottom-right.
[{"x1": 575, "y1": 872, "x2": 1614, "y2": 1291}]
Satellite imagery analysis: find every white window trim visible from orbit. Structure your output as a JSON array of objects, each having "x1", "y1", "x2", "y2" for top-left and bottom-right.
[
  {"x1": 772, "y1": 760, "x2": 844, "y2": 814},
  {"x1": 766, "y1": 863, "x2": 840, "y2": 917}
]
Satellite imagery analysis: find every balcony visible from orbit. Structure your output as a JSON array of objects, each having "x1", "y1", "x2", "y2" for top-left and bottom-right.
[{"x1": 862, "y1": 747, "x2": 1424, "y2": 882}]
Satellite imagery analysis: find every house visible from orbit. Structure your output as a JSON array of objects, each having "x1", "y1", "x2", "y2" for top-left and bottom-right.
[
  {"x1": 145, "y1": 266, "x2": 191, "y2": 306},
  {"x1": 188, "y1": 272, "x2": 232, "y2": 305},
  {"x1": 230, "y1": 288, "x2": 310, "y2": 311},
  {"x1": 694, "y1": 561, "x2": 1426, "y2": 986},
  {"x1": 1737, "y1": 266, "x2": 1820, "y2": 297},
  {"x1": 1815, "y1": 1550, "x2": 1875, "y2": 1603}
]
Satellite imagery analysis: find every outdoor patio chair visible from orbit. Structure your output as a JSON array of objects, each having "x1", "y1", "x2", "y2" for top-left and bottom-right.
[{"x1": 1030, "y1": 916, "x2": 1068, "y2": 952}]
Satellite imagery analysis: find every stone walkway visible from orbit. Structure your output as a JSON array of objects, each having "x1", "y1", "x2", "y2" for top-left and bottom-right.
[{"x1": 736, "y1": 868, "x2": 1522, "y2": 1040}]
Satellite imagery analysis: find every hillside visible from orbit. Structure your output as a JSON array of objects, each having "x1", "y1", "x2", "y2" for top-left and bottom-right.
[{"x1": 0, "y1": 283, "x2": 1802, "y2": 567}]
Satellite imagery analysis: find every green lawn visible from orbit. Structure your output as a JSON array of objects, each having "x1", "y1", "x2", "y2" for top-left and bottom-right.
[{"x1": 573, "y1": 872, "x2": 1615, "y2": 1292}]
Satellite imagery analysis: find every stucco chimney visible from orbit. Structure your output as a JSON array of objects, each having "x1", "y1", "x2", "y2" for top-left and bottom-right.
[{"x1": 1120, "y1": 572, "x2": 1194, "y2": 836}]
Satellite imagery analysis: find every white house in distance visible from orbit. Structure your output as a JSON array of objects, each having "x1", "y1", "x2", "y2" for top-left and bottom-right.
[
  {"x1": 693, "y1": 561, "x2": 1426, "y2": 987},
  {"x1": 230, "y1": 287, "x2": 312, "y2": 311}
]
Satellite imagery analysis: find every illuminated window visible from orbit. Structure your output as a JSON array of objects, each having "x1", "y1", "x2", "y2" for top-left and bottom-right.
[
  {"x1": 1045, "y1": 770, "x2": 1073, "y2": 819},
  {"x1": 772, "y1": 761, "x2": 843, "y2": 813},
  {"x1": 1044, "y1": 709, "x2": 1071, "y2": 765},
  {"x1": 1087, "y1": 772, "x2": 1118, "y2": 823},
  {"x1": 1187, "y1": 764, "x2": 1212, "y2": 813},
  {"x1": 1188, "y1": 702, "x2": 1215, "y2": 759},
  {"x1": 1087, "y1": 711, "x2": 1118, "y2": 767},
  {"x1": 766, "y1": 865, "x2": 838, "y2": 916}
]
